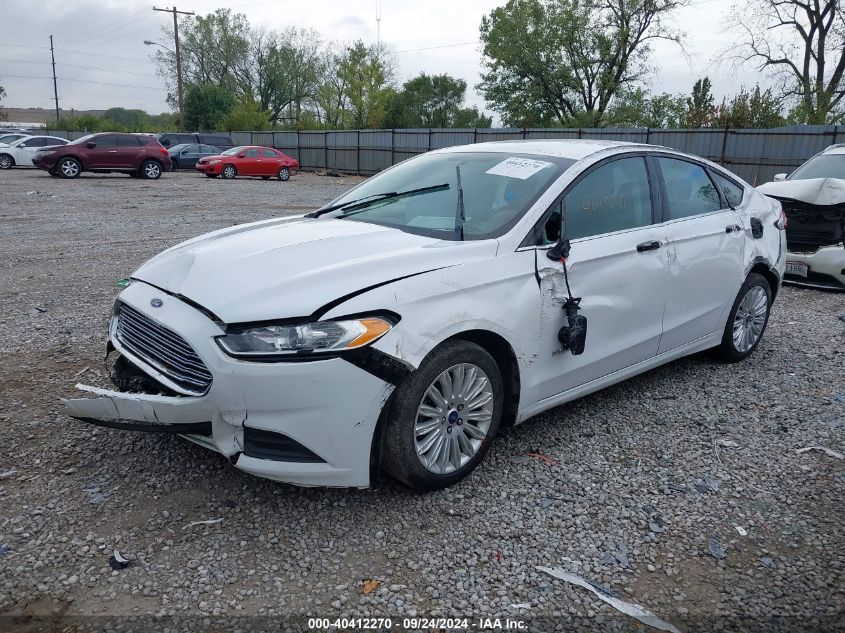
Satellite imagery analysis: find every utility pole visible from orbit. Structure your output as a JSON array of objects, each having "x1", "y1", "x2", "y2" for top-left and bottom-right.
[
  {"x1": 375, "y1": 1, "x2": 382, "y2": 52},
  {"x1": 49, "y1": 35, "x2": 59, "y2": 125},
  {"x1": 153, "y1": 6, "x2": 194, "y2": 132}
]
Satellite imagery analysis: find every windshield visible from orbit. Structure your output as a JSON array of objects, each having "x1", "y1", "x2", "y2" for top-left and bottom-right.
[
  {"x1": 69, "y1": 134, "x2": 97, "y2": 145},
  {"x1": 222, "y1": 146, "x2": 248, "y2": 156},
  {"x1": 169, "y1": 144, "x2": 189, "y2": 152},
  {"x1": 0, "y1": 134, "x2": 25, "y2": 144},
  {"x1": 789, "y1": 154, "x2": 845, "y2": 180},
  {"x1": 320, "y1": 152, "x2": 573, "y2": 240}
]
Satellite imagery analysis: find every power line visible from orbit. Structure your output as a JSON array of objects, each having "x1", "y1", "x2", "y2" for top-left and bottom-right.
[
  {"x1": 3, "y1": 74, "x2": 164, "y2": 91},
  {"x1": 396, "y1": 41, "x2": 478, "y2": 54}
]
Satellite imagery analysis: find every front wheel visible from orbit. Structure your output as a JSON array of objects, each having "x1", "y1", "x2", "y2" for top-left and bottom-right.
[
  {"x1": 140, "y1": 160, "x2": 162, "y2": 180},
  {"x1": 221, "y1": 164, "x2": 237, "y2": 179},
  {"x1": 715, "y1": 273, "x2": 772, "y2": 362},
  {"x1": 277, "y1": 166, "x2": 290, "y2": 181},
  {"x1": 0, "y1": 154, "x2": 13, "y2": 169},
  {"x1": 57, "y1": 157, "x2": 81, "y2": 178},
  {"x1": 381, "y1": 340, "x2": 503, "y2": 491}
]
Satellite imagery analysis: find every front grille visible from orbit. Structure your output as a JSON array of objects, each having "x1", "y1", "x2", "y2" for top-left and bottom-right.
[
  {"x1": 773, "y1": 197, "x2": 844, "y2": 250},
  {"x1": 114, "y1": 302, "x2": 213, "y2": 394}
]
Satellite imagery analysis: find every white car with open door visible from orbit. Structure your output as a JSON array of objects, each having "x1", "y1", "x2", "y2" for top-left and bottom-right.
[
  {"x1": 63, "y1": 140, "x2": 786, "y2": 491},
  {"x1": 0, "y1": 135, "x2": 69, "y2": 169}
]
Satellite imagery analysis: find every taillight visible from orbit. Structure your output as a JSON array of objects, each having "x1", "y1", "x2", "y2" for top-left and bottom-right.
[{"x1": 159, "y1": 147, "x2": 168, "y2": 155}]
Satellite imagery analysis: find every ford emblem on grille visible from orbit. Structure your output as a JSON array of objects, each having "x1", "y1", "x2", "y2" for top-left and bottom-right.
[{"x1": 150, "y1": 298, "x2": 163, "y2": 308}]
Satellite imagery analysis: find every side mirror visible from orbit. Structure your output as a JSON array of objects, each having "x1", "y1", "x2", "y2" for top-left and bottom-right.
[
  {"x1": 86, "y1": 142, "x2": 96, "y2": 149},
  {"x1": 237, "y1": 152, "x2": 246, "y2": 158},
  {"x1": 773, "y1": 173, "x2": 787, "y2": 181},
  {"x1": 546, "y1": 231, "x2": 588, "y2": 356}
]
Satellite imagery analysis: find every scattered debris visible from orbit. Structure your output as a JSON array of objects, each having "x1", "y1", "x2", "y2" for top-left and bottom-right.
[
  {"x1": 694, "y1": 475, "x2": 721, "y2": 493},
  {"x1": 182, "y1": 518, "x2": 223, "y2": 530},
  {"x1": 716, "y1": 439, "x2": 739, "y2": 448},
  {"x1": 108, "y1": 550, "x2": 130, "y2": 570},
  {"x1": 84, "y1": 485, "x2": 107, "y2": 505},
  {"x1": 509, "y1": 455, "x2": 531, "y2": 464},
  {"x1": 735, "y1": 526, "x2": 748, "y2": 537},
  {"x1": 614, "y1": 542, "x2": 630, "y2": 567},
  {"x1": 523, "y1": 452, "x2": 558, "y2": 465},
  {"x1": 362, "y1": 579, "x2": 380, "y2": 594},
  {"x1": 838, "y1": 314, "x2": 845, "y2": 324},
  {"x1": 73, "y1": 366, "x2": 90, "y2": 378},
  {"x1": 708, "y1": 535, "x2": 726, "y2": 560},
  {"x1": 539, "y1": 498, "x2": 554, "y2": 509},
  {"x1": 649, "y1": 517, "x2": 666, "y2": 534},
  {"x1": 0, "y1": 470, "x2": 17, "y2": 480},
  {"x1": 0, "y1": 545, "x2": 12, "y2": 555},
  {"x1": 759, "y1": 557, "x2": 776, "y2": 569},
  {"x1": 833, "y1": 394, "x2": 845, "y2": 404},
  {"x1": 796, "y1": 446, "x2": 844, "y2": 460},
  {"x1": 509, "y1": 602, "x2": 531, "y2": 609},
  {"x1": 537, "y1": 566, "x2": 680, "y2": 633}
]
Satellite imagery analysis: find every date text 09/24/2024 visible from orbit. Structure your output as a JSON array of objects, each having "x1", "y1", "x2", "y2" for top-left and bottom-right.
[{"x1": 307, "y1": 617, "x2": 528, "y2": 630}]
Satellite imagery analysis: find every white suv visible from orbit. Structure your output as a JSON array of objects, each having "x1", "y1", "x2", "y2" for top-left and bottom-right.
[
  {"x1": 759, "y1": 144, "x2": 845, "y2": 290},
  {"x1": 65, "y1": 140, "x2": 786, "y2": 491}
]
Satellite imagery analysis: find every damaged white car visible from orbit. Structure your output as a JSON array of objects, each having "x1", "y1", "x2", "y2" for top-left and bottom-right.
[
  {"x1": 64, "y1": 140, "x2": 786, "y2": 490},
  {"x1": 757, "y1": 144, "x2": 845, "y2": 291}
]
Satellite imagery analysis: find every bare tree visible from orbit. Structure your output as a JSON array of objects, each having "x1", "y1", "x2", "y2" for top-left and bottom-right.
[{"x1": 730, "y1": 0, "x2": 844, "y2": 123}]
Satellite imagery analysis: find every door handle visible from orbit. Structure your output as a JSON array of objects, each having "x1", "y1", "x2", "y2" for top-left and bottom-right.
[
  {"x1": 108, "y1": 150, "x2": 118, "y2": 153},
  {"x1": 636, "y1": 240, "x2": 661, "y2": 252},
  {"x1": 725, "y1": 224, "x2": 742, "y2": 233}
]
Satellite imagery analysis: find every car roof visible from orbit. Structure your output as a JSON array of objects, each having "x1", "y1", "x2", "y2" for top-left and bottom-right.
[
  {"x1": 822, "y1": 144, "x2": 845, "y2": 155},
  {"x1": 434, "y1": 139, "x2": 660, "y2": 161}
]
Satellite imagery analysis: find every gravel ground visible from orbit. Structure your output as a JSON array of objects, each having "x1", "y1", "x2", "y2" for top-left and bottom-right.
[{"x1": 1, "y1": 168, "x2": 843, "y2": 632}]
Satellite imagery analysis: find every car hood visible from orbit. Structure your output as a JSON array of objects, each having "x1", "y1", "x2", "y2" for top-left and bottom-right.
[
  {"x1": 132, "y1": 216, "x2": 498, "y2": 323},
  {"x1": 757, "y1": 177, "x2": 845, "y2": 205},
  {"x1": 757, "y1": 178, "x2": 845, "y2": 249},
  {"x1": 197, "y1": 154, "x2": 226, "y2": 163}
]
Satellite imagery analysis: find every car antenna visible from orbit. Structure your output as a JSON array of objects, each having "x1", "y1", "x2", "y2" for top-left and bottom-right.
[{"x1": 454, "y1": 165, "x2": 465, "y2": 241}]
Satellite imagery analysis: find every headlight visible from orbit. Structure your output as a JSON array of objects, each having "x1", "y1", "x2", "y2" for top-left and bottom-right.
[
  {"x1": 208, "y1": 159, "x2": 221, "y2": 165},
  {"x1": 216, "y1": 316, "x2": 394, "y2": 358},
  {"x1": 42, "y1": 150, "x2": 56, "y2": 155}
]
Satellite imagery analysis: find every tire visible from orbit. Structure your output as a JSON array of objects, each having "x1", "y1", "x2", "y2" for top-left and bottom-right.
[
  {"x1": 140, "y1": 160, "x2": 162, "y2": 180},
  {"x1": 171, "y1": 159, "x2": 180, "y2": 170},
  {"x1": 57, "y1": 157, "x2": 81, "y2": 179},
  {"x1": 221, "y1": 164, "x2": 237, "y2": 179},
  {"x1": 715, "y1": 272, "x2": 772, "y2": 363},
  {"x1": 381, "y1": 340, "x2": 503, "y2": 491},
  {"x1": 0, "y1": 154, "x2": 13, "y2": 169},
  {"x1": 277, "y1": 166, "x2": 290, "y2": 181}
]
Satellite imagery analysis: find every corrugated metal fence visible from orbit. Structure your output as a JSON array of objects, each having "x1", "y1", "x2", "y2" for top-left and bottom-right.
[{"x1": 45, "y1": 125, "x2": 844, "y2": 184}]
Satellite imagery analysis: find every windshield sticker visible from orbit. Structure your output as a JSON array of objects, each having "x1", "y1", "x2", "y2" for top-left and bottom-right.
[{"x1": 486, "y1": 157, "x2": 554, "y2": 180}]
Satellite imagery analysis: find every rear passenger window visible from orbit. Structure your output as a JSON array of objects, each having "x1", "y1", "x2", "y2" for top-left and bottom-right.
[
  {"x1": 95, "y1": 135, "x2": 118, "y2": 147},
  {"x1": 563, "y1": 157, "x2": 653, "y2": 240},
  {"x1": 117, "y1": 135, "x2": 141, "y2": 147},
  {"x1": 658, "y1": 157, "x2": 720, "y2": 219},
  {"x1": 262, "y1": 148, "x2": 277, "y2": 157},
  {"x1": 711, "y1": 172, "x2": 744, "y2": 208}
]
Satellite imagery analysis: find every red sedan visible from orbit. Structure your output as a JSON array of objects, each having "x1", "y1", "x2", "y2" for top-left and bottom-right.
[{"x1": 195, "y1": 146, "x2": 299, "y2": 181}]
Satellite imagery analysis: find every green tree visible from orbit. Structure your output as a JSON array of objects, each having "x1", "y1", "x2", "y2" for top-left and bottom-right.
[
  {"x1": 686, "y1": 78, "x2": 715, "y2": 127},
  {"x1": 478, "y1": 0, "x2": 688, "y2": 127},
  {"x1": 184, "y1": 83, "x2": 236, "y2": 131},
  {"x1": 607, "y1": 88, "x2": 687, "y2": 127},
  {"x1": 0, "y1": 81, "x2": 7, "y2": 122},
  {"x1": 713, "y1": 85, "x2": 786, "y2": 128},
  {"x1": 223, "y1": 99, "x2": 271, "y2": 130}
]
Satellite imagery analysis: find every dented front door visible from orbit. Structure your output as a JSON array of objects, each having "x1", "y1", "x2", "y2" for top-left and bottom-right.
[{"x1": 531, "y1": 227, "x2": 669, "y2": 402}]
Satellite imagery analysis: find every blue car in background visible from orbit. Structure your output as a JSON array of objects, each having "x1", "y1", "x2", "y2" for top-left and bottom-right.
[{"x1": 167, "y1": 143, "x2": 222, "y2": 170}]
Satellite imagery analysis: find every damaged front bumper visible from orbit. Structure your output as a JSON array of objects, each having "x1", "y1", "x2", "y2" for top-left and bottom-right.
[
  {"x1": 62, "y1": 281, "x2": 396, "y2": 488},
  {"x1": 784, "y1": 243, "x2": 845, "y2": 291}
]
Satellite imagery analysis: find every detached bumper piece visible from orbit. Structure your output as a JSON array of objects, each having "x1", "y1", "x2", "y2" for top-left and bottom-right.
[{"x1": 242, "y1": 427, "x2": 325, "y2": 463}]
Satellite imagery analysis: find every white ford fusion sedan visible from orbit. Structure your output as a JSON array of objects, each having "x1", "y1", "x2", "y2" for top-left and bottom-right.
[{"x1": 64, "y1": 140, "x2": 787, "y2": 491}]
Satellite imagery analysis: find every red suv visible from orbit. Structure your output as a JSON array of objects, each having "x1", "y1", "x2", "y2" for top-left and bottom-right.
[{"x1": 33, "y1": 132, "x2": 172, "y2": 179}]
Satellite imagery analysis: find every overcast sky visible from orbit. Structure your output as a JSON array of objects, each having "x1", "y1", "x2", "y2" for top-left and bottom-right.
[{"x1": 1, "y1": 0, "x2": 772, "y2": 119}]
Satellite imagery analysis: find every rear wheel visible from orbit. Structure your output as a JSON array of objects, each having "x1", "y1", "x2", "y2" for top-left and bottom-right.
[
  {"x1": 171, "y1": 159, "x2": 180, "y2": 170},
  {"x1": 381, "y1": 340, "x2": 503, "y2": 491},
  {"x1": 140, "y1": 160, "x2": 162, "y2": 180},
  {"x1": 58, "y1": 157, "x2": 81, "y2": 179},
  {"x1": 715, "y1": 273, "x2": 771, "y2": 362},
  {"x1": 221, "y1": 164, "x2": 237, "y2": 179},
  {"x1": 277, "y1": 166, "x2": 290, "y2": 181},
  {"x1": 0, "y1": 154, "x2": 13, "y2": 169}
]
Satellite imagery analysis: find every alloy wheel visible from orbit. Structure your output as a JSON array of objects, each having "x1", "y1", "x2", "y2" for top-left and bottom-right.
[
  {"x1": 60, "y1": 159, "x2": 80, "y2": 178},
  {"x1": 732, "y1": 286, "x2": 768, "y2": 353},
  {"x1": 0, "y1": 155, "x2": 12, "y2": 169},
  {"x1": 222, "y1": 165, "x2": 236, "y2": 179},
  {"x1": 144, "y1": 162, "x2": 161, "y2": 179},
  {"x1": 414, "y1": 363, "x2": 494, "y2": 474},
  {"x1": 278, "y1": 167, "x2": 290, "y2": 181}
]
